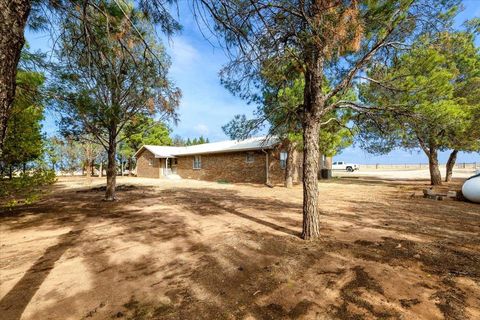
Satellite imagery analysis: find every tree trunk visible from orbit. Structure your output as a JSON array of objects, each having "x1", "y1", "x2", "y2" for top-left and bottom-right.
[
  {"x1": 301, "y1": 54, "x2": 324, "y2": 240},
  {"x1": 9, "y1": 165, "x2": 12, "y2": 179},
  {"x1": 105, "y1": 135, "x2": 117, "y2": 201},
  {"x1": 0, "y1": 0, "x2": 32, "y2": 153},
  {"x1": 120, "y1": 156, "x2": 124, "y2": 176},
  {"x1": 85, "y1": 160, "x2": 92, "y2": 184},
  {"x1": 128, "y1": 158, "x2": 133, "y2": 176},
  {"x1": 427, "y1": 147, "x2": 442, "y2": 186},
  {"x1": 302, "y1": 116, "x2": 321, "y2": 239},
  {"x1": 285, "y1": 141, "x2": 297, "y2": 188},
  {"x1": 445, "y1": 149, "x2": 458, "y2": 182},
  {"x1": 85, "y1": 143, "x2": 92, "y2": 179},
  {"x1": 99, "y1": 161, "x2": 103, "y2": 177}
]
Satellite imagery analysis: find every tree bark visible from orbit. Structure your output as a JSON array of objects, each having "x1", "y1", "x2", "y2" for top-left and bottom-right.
[
  {"x1": 445, "y1": 149, "x2": 458, "y2": 182},
  {"x1": 0, "y1": 0, "x2": 32, "y2": 153},
  {"x1": 85, "y1": 143, "x2": 92, "y2": 179},
  {"x1": 99, "y1": 161, "x2": 103, "y2": 177},
  {"x1": 302, "y1": 116, "x2": 321, "y2": 239},
  {"x1": 105, "y1": 133, "x2": 117, "y2": 201},
  {"x1": 427, "y1": 147, "x2": 442, "y2": 186},
  {"x1": 285, "y1": 141, "x2": 297, "y2": 188},
  {"x1": 301, "y1": 52, "x2": 324, "y2": 240},
  {"x1": 128, "y1": 158, "x2": 133, "y2": 176},
  {"x1": 85, "y1": 160, "x2": 92, "y2": 184}
]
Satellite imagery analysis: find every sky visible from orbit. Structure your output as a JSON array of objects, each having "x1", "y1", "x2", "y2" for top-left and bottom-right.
[{"x1": 27, "y1": 0, "x2": 480, "y2": 165}]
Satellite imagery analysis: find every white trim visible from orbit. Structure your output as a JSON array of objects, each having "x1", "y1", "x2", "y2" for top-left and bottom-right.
[
  {"x1": 135, "y1": 136, "x2": 278, "y2": 158},
  {"x1": 280, "y1": 151, "x2": 287, "y2": 169},
  {"x1": 193, "y1": 155, "x2": 202, "y2": 169}
]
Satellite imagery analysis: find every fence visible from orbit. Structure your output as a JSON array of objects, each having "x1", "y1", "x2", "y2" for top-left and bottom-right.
[{"x1": 360, "y1": 162, "x2": 479, "y2": 170}]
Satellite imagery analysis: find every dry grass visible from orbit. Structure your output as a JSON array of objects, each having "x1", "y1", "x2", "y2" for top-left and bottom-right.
[{"x1": 0, "y1": 176, "x2": 479, "y2": 320}]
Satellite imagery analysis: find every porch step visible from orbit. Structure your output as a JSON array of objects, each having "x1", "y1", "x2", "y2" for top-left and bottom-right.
[{"x1": 165, "y1": 174, "x2": 182, "y2": 180}]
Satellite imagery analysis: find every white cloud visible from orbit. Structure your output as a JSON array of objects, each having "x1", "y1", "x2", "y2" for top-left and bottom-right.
[
  {"x1": 169, "y1": 37, "x2": 200, "y2": 68},
  {"x1": 193, "y1": 124, "x2": 209, "y2": 136}
]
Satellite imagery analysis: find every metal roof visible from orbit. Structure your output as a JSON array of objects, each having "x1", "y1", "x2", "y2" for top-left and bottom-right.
[{"x1": 135, "y1": 136, "x2": 278, "y2": 158}]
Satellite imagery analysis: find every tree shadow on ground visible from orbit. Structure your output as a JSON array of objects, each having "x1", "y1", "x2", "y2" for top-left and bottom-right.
[
  {"x1": 0, "y1": 224, "x2": 86, "y2": 320},
  {"x1": 1, "y1": 179, "x2": 479, "y2": 319},
  {"x1": 154, "y1": 188, "x2": 302, "y2": 237}
]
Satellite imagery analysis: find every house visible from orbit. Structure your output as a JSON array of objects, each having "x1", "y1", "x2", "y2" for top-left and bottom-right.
[{"x1": 134, "y1": 137, "x2": 332, "y2": 184}]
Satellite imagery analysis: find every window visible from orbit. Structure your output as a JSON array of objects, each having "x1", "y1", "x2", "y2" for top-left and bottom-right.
[
  {"x1": 280, "y1": 151, "x2": 287, "y2": 169},
  {"x1": 246, "y1": 152, "x2": 254, "y2": 163},
  {"x1": 148, "y1": 158, "x2": 154, "y2": 166},
  {"x1": 193, "y1": 155, "x2": 202, "y2": 169},
  {"x1": 174, "y1": 158, "x2": 178, "y2": 165}
]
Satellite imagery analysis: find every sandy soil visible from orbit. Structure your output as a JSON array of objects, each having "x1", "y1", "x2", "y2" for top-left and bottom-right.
[{"x1": 1, "y1": 176, "x2": 479, "y2": 320}]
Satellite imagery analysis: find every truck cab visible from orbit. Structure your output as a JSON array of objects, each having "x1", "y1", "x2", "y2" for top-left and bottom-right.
[{"x1": 332, "y1": 161, "x2": 359, "y2": 172}]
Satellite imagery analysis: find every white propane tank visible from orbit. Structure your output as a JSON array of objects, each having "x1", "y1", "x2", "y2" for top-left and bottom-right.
[{"x1": 462, "y1": 173, "x2": 480, "y2": 203}]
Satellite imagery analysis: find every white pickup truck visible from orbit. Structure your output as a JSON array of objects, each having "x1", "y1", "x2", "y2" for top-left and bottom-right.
[{"x1": 332, "y1": 161, "x2": 360, "y2": 172}]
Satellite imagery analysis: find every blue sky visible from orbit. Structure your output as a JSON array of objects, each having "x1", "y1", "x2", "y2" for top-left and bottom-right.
[{"x1": 28, "y1": 0, "x2": 480, "y2": 164}]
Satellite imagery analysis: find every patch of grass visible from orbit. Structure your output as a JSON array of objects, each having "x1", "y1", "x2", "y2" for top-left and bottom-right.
[
  {"x1": 217, "y1": 179, "x2": 230, "y2": 184},
  {"x1": 0, "y1": 170, "x2": 56, "y2": 209}
]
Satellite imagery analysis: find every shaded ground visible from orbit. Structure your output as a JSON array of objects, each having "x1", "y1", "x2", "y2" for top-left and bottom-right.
[{"x1": 1, "y1": 176, "x2": 479, "y2": 320}]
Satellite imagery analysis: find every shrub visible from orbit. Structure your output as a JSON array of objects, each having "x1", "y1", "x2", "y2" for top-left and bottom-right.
[{"x1": 0, "y1": 169, "x2": 57, "y2": 208}]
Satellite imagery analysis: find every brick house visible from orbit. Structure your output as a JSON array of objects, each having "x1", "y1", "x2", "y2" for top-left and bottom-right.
[{"x1": 135, "y1": 137, "x2": 332, "y2": 184}]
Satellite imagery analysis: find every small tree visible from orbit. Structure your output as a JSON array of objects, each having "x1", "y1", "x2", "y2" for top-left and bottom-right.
[
  {"x1": 44, "y1": 136, "x2": 63, "y2": 172},
  {"x1": 58, "y1": 138, "x2": 83, "y2": 175},
  {"x1": 196, "y1": 0, "x2": 456, "y2": 239},
  {"x1": 442, "y1": 29, "x2": 480, "y2": 181},
  {"x1": 54, "y1": 1, "x2": 180, "y2": 200},
  {"x1": 81, "y1": 139, "x2": 103, "y2": 179},
  {"x1": 358, "y1": 31, "x2": 479, "y2": 185},
  {"x1": 0, "y1": 0, "x2": 180, "y2": 155},
  {"x1": 1, "y1": 70, "x2": 44, "y2": 178}
]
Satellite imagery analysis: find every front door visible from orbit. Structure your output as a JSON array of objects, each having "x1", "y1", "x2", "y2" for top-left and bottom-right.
[
  {"x1": 168, "y1": 158, "x2": 178, "y2": 174},
  {"x1": 163, "y1": 158, "x2": 170, "y2": 176}
]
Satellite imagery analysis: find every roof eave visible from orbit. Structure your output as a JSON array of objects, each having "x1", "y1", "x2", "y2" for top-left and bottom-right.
[{"x1": 172, "y1": 146, "x2": 275, "y2": 156}]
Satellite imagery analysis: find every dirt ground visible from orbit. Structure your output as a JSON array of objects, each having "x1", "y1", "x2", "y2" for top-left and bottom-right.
[{"x1": 1, "y1": 176, "x2": 479, "y2": 320}]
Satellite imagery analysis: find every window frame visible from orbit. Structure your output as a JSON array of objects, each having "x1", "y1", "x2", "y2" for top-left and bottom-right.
[
  {"x1": 245, "y1": 152, "x2": 254, "y2": 163},
  {"x1": 279, "y1": 151, "x2": 287, "y2": 169},
  {"x1": 193, "y1": 155, "x2": 202, "y2": 169},
  {"x1": 148, "y1": 158, "x2": 154, "y2": 166}
]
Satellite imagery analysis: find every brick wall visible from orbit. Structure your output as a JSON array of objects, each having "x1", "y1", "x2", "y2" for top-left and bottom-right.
[
  {"x1": 136, "y1": 147, "x2": 331, "y2": 184},
  {"x1": 136, "y1": 149, "x2": 160, "y2": 178},
  {"x1": 267, "y1": 147, "x2": 331, "y2": 184},
  {"x1": 267, "y1": 148, "x2": 290, "y2": 185},
  {"x1": 175, "y1": 150, "x2": 267, "y2": 183}
]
